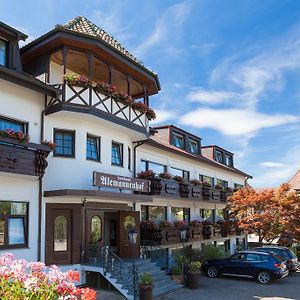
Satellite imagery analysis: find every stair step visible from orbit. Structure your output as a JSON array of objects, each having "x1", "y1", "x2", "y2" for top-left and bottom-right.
[{"x1": 153, "y1": 284, "x2": 183, "y2": 297}]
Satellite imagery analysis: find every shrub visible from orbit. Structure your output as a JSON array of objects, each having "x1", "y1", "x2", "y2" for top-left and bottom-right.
[
  {"x1": 201, "y1": 245, "x2": 227, "y2": 262},
  {"x1": 171, "y1": 265, "x2": 182, "y2": 275},
  {"x1": 188, "y1": 261, "x2": 201, "y2": 272}
]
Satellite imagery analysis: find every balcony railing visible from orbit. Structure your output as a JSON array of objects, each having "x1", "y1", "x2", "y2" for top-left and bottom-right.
[
  {"x1": 0, "y1": 136, "x2": 51, "y2": 177},
  {"x1": 141, "y1": 224, "x2": 241, "y2": 246},
  {"x1": 46, "y1": 83, "x2": 149, "y2": 132},
  {"x1": 140, "y1": 178, "x2": 232, "y2": 203}
]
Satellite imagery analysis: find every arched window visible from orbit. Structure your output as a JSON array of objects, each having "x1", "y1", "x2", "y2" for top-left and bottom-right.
[
  {"x1": 54, "y1": 216, "x2": 68, "y2": 251},
  {"x1": 90, "y1": 216, "x2": 102, "y2": 243}
]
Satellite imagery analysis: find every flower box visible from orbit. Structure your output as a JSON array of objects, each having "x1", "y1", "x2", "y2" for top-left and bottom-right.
[
  {"x1": 141, "y1": 229, "x2": 162, "y2": 244},
  {"x1": 189, "y1": 225, "x2": 203, "y2": 242},
  {"x1": 161, "y1": 227, "x2": 181, "y2": 245},
  {"x1": 202, "y1": 225, "x2": 212, "y2": 239},
  {"x1": 202, "y1": 187, "x2": 211, "y2": 200},
  {"x1": 213, "y1": 225, "x2": 222, "y2": 237}
]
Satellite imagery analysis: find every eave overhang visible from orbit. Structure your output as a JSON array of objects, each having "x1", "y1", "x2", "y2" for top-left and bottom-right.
[
  {"x1": 0, "y1": 65, "x2": 61, "y2": 97},
  {"x1": 21, "y1": 29, "x2": 160, "y2": 95}
]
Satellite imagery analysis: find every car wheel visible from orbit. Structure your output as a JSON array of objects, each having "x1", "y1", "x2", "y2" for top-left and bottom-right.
[
  {"x1": 207, "y1": 266, "x2": 219, "y2": 278},
  {"x1": 257, "y1": 271, "x2": 271, "y2": 284}
]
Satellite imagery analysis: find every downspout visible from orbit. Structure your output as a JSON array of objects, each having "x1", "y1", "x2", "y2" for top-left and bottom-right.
[
  {"x1": 37, "y1": 107, "x2": 46, "y2": 262},
  {"x1": 132, "y1": 139, "x2": 149, "y2": 211}
]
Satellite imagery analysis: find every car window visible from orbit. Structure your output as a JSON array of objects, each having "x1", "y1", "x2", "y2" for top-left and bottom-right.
[
  {"x1": 258, "y1": 254, "x2": 269, "y2": 262},
  {"x1": 230, "y1": 253, "x2": 246, "y2": 261},
  {"x1": 245, "y1": 253, "x2": 261, "y2": 262}
]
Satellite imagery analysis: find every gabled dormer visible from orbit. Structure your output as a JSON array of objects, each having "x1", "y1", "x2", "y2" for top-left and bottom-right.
[
  {"x1": 0, "y1": 21, "x2": 27, "y2": 71},
  {"x1": 152, "y1": 125, "x2": 202, "y2": 155},
  {"x1": 202, "y1": 145, "x2": 234, "y2": 167}
]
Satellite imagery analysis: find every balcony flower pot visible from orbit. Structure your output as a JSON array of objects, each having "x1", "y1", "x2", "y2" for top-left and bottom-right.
[
  {"x1": 151, "y1": 178, "x2": 162, "y2": 194},
  {"x1": 139, "y1": 273, "x2": 153, "y2": 300},
  {"x1": 179, "y1": 183, "x2": 190, "y2": 197},
  {"x1": 202, "y1": 224, "x2": 212, "y2": 239},
  {"x1": 187, "y1": 261, "x2": 201, "y2": 289},
  {"x1": 213, "y1": 225, "x2": 222, "y2": 237}
]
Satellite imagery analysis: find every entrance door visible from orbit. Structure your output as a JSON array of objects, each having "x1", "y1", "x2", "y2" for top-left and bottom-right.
[
  {"x1": 85, "y1": 209, "x2": 103, "y2": 246},
  {"x1": 45, "y1": 204, "x2": 81, "y2": 266},
  {"x1": 45, "y1": 209, "x2": 72, "y2": 265},
  {"x1": 117, "y1": 211, "x2": 140, "y2": 258}
]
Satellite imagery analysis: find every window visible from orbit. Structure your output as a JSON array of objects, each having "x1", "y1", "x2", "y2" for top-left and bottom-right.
[
  {"x1": 188, "y1": 139, "x2": 199, "y2": 154},
  {"x1": 245, "y1": 253, "x2": 261, "y2": 262},
  {"x1": 111, "y1": 142, "x2": 123, "y2": 166},
  {"x1": 171, "y1": 207, "x2": 190, "y2": 222},
  {"x1": 234, "y1": 183, "x2": 244, "y2": 189},
  {"x1": 215, "y1": 150, "x2": 223, "y2": 163},
  {"x1": 216, "y1": 209, "x2": 224, "y2": 219},
  {"x1": 54, "y1": 129, "x2": 75, "y2": 157},
  {"x1": 0, "y1": 39, "x2": 8, "y2": 67},
  {"x1": 0, "y1": 116, "x2": 26, "y2": 132},
  {"x1": 225, "y1": 154, "x2": 233, "y2": 166},
  {"x1": 200, "y1": 175, "x2": 214, "y2": 186},
  {"x1": 54, "y1": 216, "x2": 68, "y2": 252},
  {"x1": 128, "y1": 147, "x2": 131, "y2": 170},
  {"x1": 0, "y1": 201, "x2": 28, "y2": 248},
  {"x1": 86, "y1": 134, "x2": 100, "y2": 161},
  {"x1": 173, "y1": 132, "x2": 184, "y2": 149},
  {"x1": 90, "y1": 216, "x2": 102, "y2": 243},
  {"x1": 140, "y1": 160, "x2": 167, "y2": 175},
  {"x1": 216, "y1": 179, "x2": 228, "y2": 188},
  {"x1": 170, "y1": 167, "x2": 189, "y2": 181},
  {"x1": 141, "y1": 206, "x2": 167, "y2": 223},
  {"x1": 200, "y1": 209, "x2": 214, "y2": 219}
]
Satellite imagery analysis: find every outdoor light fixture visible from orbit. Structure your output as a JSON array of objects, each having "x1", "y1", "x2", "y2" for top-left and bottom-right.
[
  {"x1": 128, "y1": 227, "x2": 138, "y2": 245},
  {"x1": 180, "y1": 227, "x2": 187, "y2": 242}
]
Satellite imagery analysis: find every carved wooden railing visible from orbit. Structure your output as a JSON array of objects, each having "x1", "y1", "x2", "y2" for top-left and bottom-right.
[
  {"x1": 141, "y1": 178, "x2": 232, "y2": 203},
  {"x1": 0, "y1": 137, "x2": 51, "y2": 177},
  {"x1": 141, "y1": 223, "x2": 240, "y2": 246},
  {"x1": 46, "y1": 83, "x2": 149, "y2": 131}
]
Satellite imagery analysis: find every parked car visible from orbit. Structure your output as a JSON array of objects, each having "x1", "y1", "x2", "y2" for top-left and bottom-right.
[
  {"x1": 253, "y1": 246, "x2": 299, "y2": 272},
  {"x1": 202, "y1": 251, "x2": 288, "y2": 284}
]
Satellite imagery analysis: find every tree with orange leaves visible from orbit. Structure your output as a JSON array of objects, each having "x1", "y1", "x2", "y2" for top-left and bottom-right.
[{"x1": 227, "y1": 187, "x2": 282, "y2": 246}]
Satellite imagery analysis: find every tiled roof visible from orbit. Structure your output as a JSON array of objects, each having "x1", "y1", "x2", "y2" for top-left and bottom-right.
[
  {"x1": 147, "y1": 132, "x2": 252, "y2": 178},
  {"x1": 289, "y1": 169, "x2": 300, "y2": 190},
  {"x1": 56, "y1": 16, "x2": 144, "y2": 67}
]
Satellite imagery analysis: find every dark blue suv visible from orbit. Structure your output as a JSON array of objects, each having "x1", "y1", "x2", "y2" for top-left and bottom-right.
[{"x1": 202, "y1": 251, "x2": 289, "y2": 284}]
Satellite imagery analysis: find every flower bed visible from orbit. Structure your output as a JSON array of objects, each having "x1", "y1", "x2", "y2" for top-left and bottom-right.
[
  {"x1": 0, "y1": 253, "x2": 96, "y2": 300},
  {"x1": 63, "y1": 73, "x2": 156, "y2": 120}
]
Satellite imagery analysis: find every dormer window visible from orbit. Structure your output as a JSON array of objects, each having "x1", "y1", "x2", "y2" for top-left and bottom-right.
[
  {"x1": 225, "y1": 154, "x2": 233, "y2": 167},
  {"x1": 215, "y1": 150, "x2": 223, "y2": 163},
  {"x1": 173, "y1": 132, "x2": 184, "y2": 149},
  {"x1": 0, "y1": 38, "x2": 8, "y2": 67},
  {"x1": 189, "y1": 138, "x2": 199, "y2": 154}
]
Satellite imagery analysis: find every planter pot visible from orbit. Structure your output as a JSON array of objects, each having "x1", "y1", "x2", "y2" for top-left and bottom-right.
[
  {"x1": 179, "y1": 183, "x2": 190, "y2": 197},
  {"x1": 172, "y1": 274, "x2": 183, "y2": 284},
  {"x1": 214, "y1": 225, "x2": 222, "y2": 237},
  {"x1": 187, "y1": 271, "x2": 200, "y2": 289},
  {"x1": 139, "y1": 285, "x2": 153, "y2": 300},
  {"x1": 161, "y1": 227, "x2": 180, "y2": 244},
  {"x1": 202, "y1": 225, "x2": 212, "y2": 239},
  {"x1": 190, "y1": 225, "x2": 203, "y2": 241},
  {"x1": 151, "y1": 178, "x2": 162, "y2": 194},
  {"x1": 202, "y1": 187, "x2": 211, "y2": 200},
  {"x1": 221, "y1": 227, "x2": 229, "y2": 237}
]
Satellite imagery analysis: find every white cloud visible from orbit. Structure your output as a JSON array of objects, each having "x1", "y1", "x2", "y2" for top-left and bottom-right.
[
  {"x1": 134, "y1": 1, "x2": 191, "y2": 57},
  {"x1": 180, "y1": 108, "x2": 299, "y2": 137},
  {"x1": 150, "y1": 109, "x2": 174, "y2": 125},
  {"x1": 260, "y1": 162, "x2": 286, "y2": 168},
  {"x1": 186, "y1": 89, "x2": 238, "y2": 105}
]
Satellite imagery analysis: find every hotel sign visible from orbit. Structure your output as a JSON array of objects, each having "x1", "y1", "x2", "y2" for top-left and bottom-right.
[{"x1": 93, "y1": 171, "x2": 150, "y2": 193}]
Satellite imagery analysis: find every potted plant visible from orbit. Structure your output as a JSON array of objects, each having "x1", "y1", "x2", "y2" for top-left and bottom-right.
[
  {"x1": 201, "y1": 181, "x2": 211, "y2": 200},
  {"x1": 158, "y1": 172, "x2": 172, "y2": 180},
  {"x1": 173, "y1": 176, "x2": 190, "y2": 197},
  {"x1": 173, "y1": 175, "x2": 184, "y2": 183},
  {"x1": 139, "y1": 272, "x2": 154, "y2": 300},
  {"x1": 171, "y1": 265, "x2": 183, "y2": 284},
  {"x1": 187, "y1": 261, "x2": 201, "y2": 289},
  {"x1": 214, "y1": 184, "x2": 224, "y2": 190},
  {"x1": 137, "y1": 170, "x2": 155, "y2": 180},
  {"x1": 190, "y1": 179, "x2": 202, "y2": 186}
]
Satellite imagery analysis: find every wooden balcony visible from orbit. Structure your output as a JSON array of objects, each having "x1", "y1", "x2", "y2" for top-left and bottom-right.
[
  {"x1": 0, "y1": 137, "x2": 50, "y2": 177},
  {"x1": 143, "y1": 178, "x2": 231, "y2": 203},
  {"x1": 141, "y1": 224, "x2": 240, "y2": 246},
  {"x1": 46, "y1": 83, "x2": 149, "y2": 135}
]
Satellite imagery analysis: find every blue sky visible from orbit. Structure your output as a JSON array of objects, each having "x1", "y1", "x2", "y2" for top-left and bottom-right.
[{"x1": 1, "y1": 0, "x2": 300, "y2": 187}]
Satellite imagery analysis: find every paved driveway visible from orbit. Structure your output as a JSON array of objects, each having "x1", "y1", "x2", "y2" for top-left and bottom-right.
[{"x1": 156, "y1": 271, "x2": 300, "y2": 300}]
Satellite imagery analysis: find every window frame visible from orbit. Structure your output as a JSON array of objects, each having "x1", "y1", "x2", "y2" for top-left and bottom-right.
[
  {"x1": 128, "y1": 146, "x2": 131, "y2": 171},
  {"x1": 199, "y1": 175, "x2": 214, "y2": 186},
  {"x1": 0, "y1": 115, "x2": 28, "y2": 133},
  {"x1": 0, "y1": 201, "x2": 28, "y2": 249},
  {"x1": 225, "y1": 154, "x2": 233, "y2": 167},
  {"x1": 172, "y1": 131, "x2": 185, "y2": 149},
  {"x1": 215, "y1": 149, "x2": 223, "y2": 163},
  {"x1": 111, "y1": 141, "x2": 123, "y2": 167},
  {"x1": 141, "y1": 205, "x2": 167, "y2": 222},
  {"x1": 0, "y1": 38, "x2": 8, "y2": 67},
  {"x1": 53, "y1": 129, "x2": 76, "y2": 158},
  {"x1": 216, "y1": 179, "x2": 228, "y2": 188},
  {"x1": 170, "y1": 167, "x2": 190, "y2": 181},
  {"x1": 141, "y1": 160, "x2": 167, "y2": 175},
  {"x1": 188, "y1": 138, "x2": 199, "y2": 154},
  {"x1": 86, "y1": 134, "x2": 101, "y2": 162}
]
